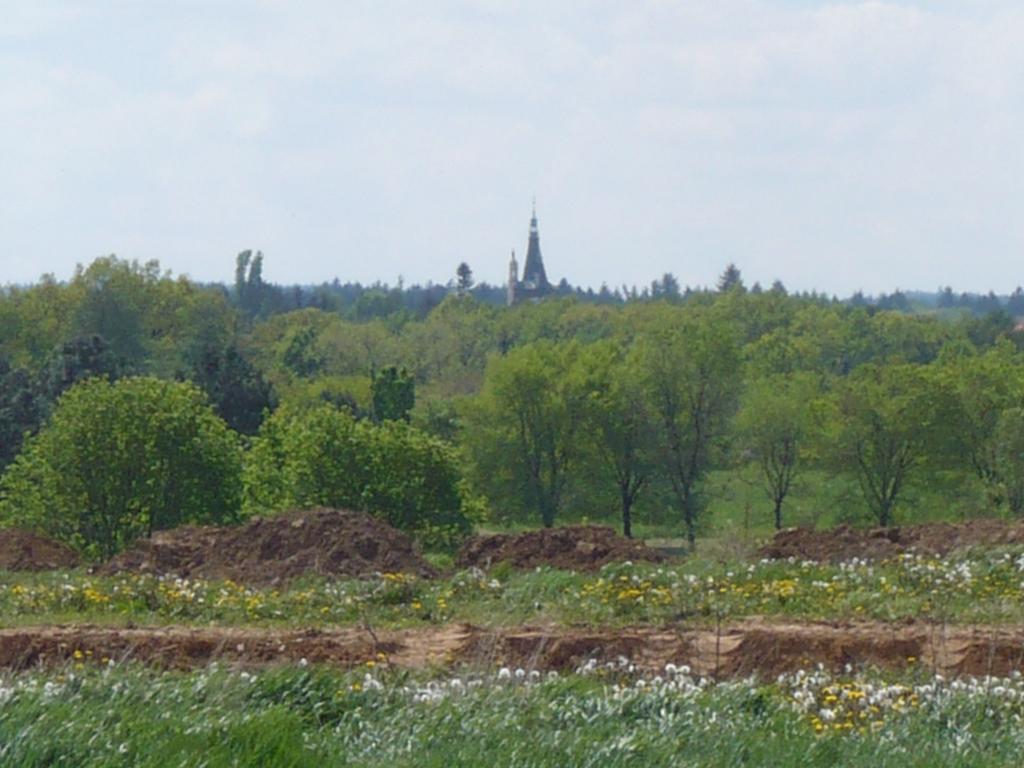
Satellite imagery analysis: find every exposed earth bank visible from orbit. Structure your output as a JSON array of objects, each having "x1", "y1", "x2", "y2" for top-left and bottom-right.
[{"x1": 4, "y1": 619, "x2": 1022, "y2": 680}]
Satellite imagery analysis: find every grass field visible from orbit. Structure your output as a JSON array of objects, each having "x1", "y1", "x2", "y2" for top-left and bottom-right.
[
  {"x1": 3, "y1": 662, "x2": 1024, "y2": 767},
  {"x1": 3, "y1": 482, "x2": 1019, "y2": 767}
]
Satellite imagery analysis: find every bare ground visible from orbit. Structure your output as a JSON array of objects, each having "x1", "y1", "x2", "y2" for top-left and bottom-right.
[
  {"x1": 761, "y1": 519, "x2": 1024, "y2": 563},
  {"x1": 4, "y1": 619, "x2": 1024, "y2": 680}
]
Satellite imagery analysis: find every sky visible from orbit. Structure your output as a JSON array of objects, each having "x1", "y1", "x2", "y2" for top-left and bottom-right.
[{"x1": 1, "y1": 1, "x2": 1023, "y2": 295}]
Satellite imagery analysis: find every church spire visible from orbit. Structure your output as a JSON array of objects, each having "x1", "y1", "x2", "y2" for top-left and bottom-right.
[
  {"x1": 521, "y1": 202, "x2": 548, "y2": 292},
  {"x1": 506, "y1": 201, "x2": 553, "y2": 305}
]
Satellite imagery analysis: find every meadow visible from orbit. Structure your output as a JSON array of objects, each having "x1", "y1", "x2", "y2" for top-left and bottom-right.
[
  {"x1": 2, "y1": 660, "x2": 1024, "y2": 767},
  {"x1": 5, "y1": 547, "x2": 1024, "y2": 630}
]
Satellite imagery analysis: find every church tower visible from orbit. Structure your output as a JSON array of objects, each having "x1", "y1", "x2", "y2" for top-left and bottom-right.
[
  {"x1": 507, "y1": 249, "x2": 518, "y2": 306},
  {"x1": 507, "y1": 201, "x2": 552, "y2": 305}
]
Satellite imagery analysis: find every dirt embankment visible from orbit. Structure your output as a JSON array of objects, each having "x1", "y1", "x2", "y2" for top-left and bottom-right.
[
  {"x1": 457, "y1": 525, "x2": 665, "y2": 572},
  {"x1": 101, "y1": 508, "x2": 437, "y2": 584},
  {"x1": 2, "y1": 620, "x2": 1023, "y2": 680},
  {"x1": 761, "y1": 519, "x2": 1024, "y2": 563},
  {"x1": 0, "y1": 530, "x2": 80, "y2": 571}
]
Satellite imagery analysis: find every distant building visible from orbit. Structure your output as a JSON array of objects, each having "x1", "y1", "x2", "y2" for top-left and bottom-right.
[{"x1": 507, "y1": 203, "x2": 552, "y2": 306}]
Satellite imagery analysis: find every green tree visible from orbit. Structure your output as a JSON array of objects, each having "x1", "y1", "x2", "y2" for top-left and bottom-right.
[
  {"x1": 0, "y1": 360, "x2": 43, "y2": 471},
  {"x1": 735, "y1": 373, "x2": 818, "y2": 530},
  {"x1": 464, "y1": 341, "x2": 586, "y2": 528},
  {"x1": 994, "y1": 407, "x2": 1024, "y2": 515},
  {"x1": 43, "y1": 334, "x2": 125, "y2": 402},
  {"x1": 717, "y1": 263, "x2": 745, "y2": 293},
  {"x1": 282, "y1": 326, "x2": 325, "y2": 378},
  {"x1": 243, "y1": 405, "x2": 473, "y2": 544},
  {"x1": 455, "y1": 262, "x2": 474, "y2": 296},
  {"x1": 825, "y1": 364, "x2": 961, "y2": 526},
  {"x1": 0, "y1": 377, "x2": 242, "y2": 558},
  {"x1": 189, "y1": 344, "x2": 277, "y2": 436},
  {"x1": 938, "y1": 342, "x2": 1024, "y2": 498},
  {"x1": 637, "y1": 309, "x2": 742, "y2": 547},
  {"x1": 372, "y1": 366, "x2": 415, "y2": 423},
  {"x1": 578, "y1": 342, "x2": 656, "y2": 538}
]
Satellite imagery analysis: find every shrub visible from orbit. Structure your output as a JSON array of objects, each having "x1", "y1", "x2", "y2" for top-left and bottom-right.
[
  {"x1": 0, "y1": 377, "x2": 242, "y2": 558},
  {"x1": 243, "y1": 406, "x2": 478, "y2": 546}
]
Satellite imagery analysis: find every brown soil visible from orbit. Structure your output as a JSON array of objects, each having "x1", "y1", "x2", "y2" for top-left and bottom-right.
[
  {"x1": 101, "y1": 508, "x2": 436, "y2": 585},
  {"x1": 4, "y1": 619, "x2": 1024, "y2": 680},
  {"x1": 760, "y1": 519, "x2": 1024, "y2": 563},
  {"x1": 0, "y1": 529, "x2": 80, "y2": 571},
  {"x1": 457, "y1": 525, "x2": 666, "y2": 572}
]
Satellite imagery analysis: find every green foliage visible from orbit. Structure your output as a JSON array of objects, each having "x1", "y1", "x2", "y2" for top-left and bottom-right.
[
  {"x1": 735, "y1": 373, "x2": 819, "y2": 530},
  {"x1": 372, "y1": 366, "x2": 415, "y2": 423},
  {"x1": 10, "y1": 662, "x2": 1024, "y2": 768},
  {"x1": 0, "y1": 377, "x2": 242, "y2": 558},
  {"x1": 576, "y1": 341, "x2": 656, "y2": 538},
  {"x1": 824, "y1": 364, "x2": 963, "y2": 526},
  {"x1": 69, "y1": 257, "x2": 158, "y2": 365},
  {"x1": 188, "y1": 343, "x2": 277, "y2": 436},
  {"x1": 993, "y1": 407, "x2": 1024, "y2": 515},
  {"x1": 282, "y1": 326, "x2": 325, "y2": 378},
  {"x1": 455, "y1": 262, "x2": 474, "y2": 295},
  {"x1": 9, "y1": 255, "x2": 1024, "y2": 543},
  {"x1": 937, "y1": 342, "x2": 1024, "y2": 491},
  {"x1": 463, "y1": 341, "x2": 588, "y2": 528},
  {"x1": 636, "y1": 307, "x2": 743, "y2": 546},
  {"x1": 42, "y1": 334, "x2": 125, "y2": 402},
  {"x1": 0, "y1": 360, "x2": 43, "y2": 472},
  {"x1": 243, "y1": 405, "x2": 475, "y2": 546}
]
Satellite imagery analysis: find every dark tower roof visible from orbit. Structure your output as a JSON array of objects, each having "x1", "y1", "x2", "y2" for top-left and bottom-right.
[{"x1": 520, "y1": 202, "x2": 549, "y2": 291}]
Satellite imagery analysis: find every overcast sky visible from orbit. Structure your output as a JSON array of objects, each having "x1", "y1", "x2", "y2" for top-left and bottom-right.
[{"x1": 2, "y1": 1, "x2": 1022, "y2": 294}]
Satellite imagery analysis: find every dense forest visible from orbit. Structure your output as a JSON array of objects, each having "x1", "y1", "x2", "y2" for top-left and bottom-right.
[{"x1": 3, "y1": 254, "x2": 1024, "y2": 556}]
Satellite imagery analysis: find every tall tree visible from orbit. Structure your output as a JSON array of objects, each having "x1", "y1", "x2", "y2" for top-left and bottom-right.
[
  {"x1": 637, "y1": 309, "x2": 742, "y2": 546},
  {"x1": 464, "y1": 341, "x2": 586, "y2": 527},
  {"x1": 455, "y1": 263, "x2": 474, "y2": 296},
  {"x1": 579, "y1": 342, "x2": 656, "y2": 538},
  {"x1": 994, "y1": 407, "x2": 1024, "y2": 515},
  {"x1": 717, "y1": 263, "x2": 744, "y2": 293},
  {"x1": 826, "y1": 364, "x2": 962, "y2": 526},
  {"x1": 938, "y1": 342, "x2": 1024, "y2": 499},
  {"x1": 735, "y1": 373, "x2": 818, "y2": 530}
]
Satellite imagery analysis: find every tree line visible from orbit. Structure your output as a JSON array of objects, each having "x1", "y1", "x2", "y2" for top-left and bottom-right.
[{"x1": 4, "y1": 255, "x2": 1024, "y2": 553}]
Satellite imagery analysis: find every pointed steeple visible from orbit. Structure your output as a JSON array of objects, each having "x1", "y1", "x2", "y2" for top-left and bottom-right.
[{"x1": 521, "y1": 200, "x2": 549, "y2": 292}]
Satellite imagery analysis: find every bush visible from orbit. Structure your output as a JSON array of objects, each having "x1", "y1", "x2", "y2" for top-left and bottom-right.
[
  {"x1": 243, "y1": 406, "x2": 478, "y2": 547},
  {"x1": 0, "y1": 377, "x2": 242, "y2": 558}
]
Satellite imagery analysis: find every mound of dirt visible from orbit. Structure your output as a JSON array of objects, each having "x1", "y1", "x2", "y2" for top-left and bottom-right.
[
  {"x1": 760, "y1": 519, "x2": 1024, "y2": 563},
  {"x1": 456, "y1": 525, "x2": 665, "y2": 572},
  {"x1": 101, "y1": 508, "x2": 437, "y2": 585},
  {"x1": 0, "y1": 529, "x2": 80, "y2": 571}
]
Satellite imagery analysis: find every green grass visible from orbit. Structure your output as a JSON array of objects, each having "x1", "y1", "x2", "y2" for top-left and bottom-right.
[
  {"x1": 2, "y1": 663, "x2": 1024, "y2": 767},
  {"x1": 6, "y1": 547, "x2": 1024, "y2": 629}
]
